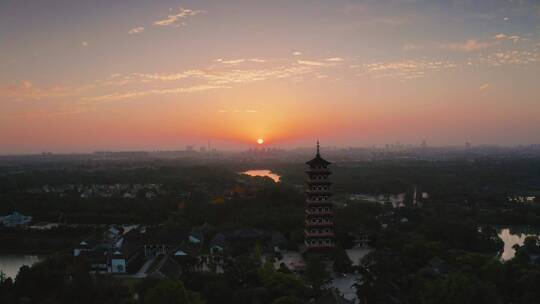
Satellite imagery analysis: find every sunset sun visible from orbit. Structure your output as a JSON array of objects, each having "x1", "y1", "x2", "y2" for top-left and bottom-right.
[{"x1": 257, "y1": 138, "x2": 264, "y2": 145}]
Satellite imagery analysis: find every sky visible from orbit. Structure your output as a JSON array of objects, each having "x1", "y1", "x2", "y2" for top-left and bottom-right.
[{"x1": 1, "y1": 0, "x2": 540, "y2": 153}]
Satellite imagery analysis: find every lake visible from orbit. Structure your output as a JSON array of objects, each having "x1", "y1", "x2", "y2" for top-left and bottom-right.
[
  {"x1": 498, "y1": 227, "x2": 540, "y2": 261},
  {"x1": 0, "y1": 255, "x2": 42, "y2": 279},
  {"x1": 241, "y1": 170, "x2": 281, "y2": 182}
]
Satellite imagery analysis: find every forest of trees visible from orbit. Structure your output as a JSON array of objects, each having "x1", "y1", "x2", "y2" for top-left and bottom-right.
[{"x1": 2, "y1": 158, "x2": 540, "y2": 303}]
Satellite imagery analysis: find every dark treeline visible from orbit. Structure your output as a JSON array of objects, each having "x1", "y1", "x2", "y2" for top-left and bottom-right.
[
  {"x1": 275, "y1": 158, "x2": 540, "y2": 198},
  {"x1": 2, "y1": 158, "x2": 540, "y2": 303}
]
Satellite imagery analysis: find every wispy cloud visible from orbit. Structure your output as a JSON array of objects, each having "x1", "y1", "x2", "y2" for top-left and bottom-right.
[
  {"x1": 359, "y1": 59, "x2": 457, "y2": 80},
  {"x1": 493, "y1": 33, "x2": 523, "y2": 43},
  {"x1": 215, "y1": 58, "x2": 267, "y2": 64},
  {"x1": 82, "y1": 41, "x2": 88, "y2": 47},
  {"x1": 297, "y1": 60, "x2": 332, "y2": 66},
  {"x1": 153, "y1": 7, "x2": 205, "y2": 28},
  {"x1": 248, "y1": 58, "x2": 266, "y2": 63},
  {"x1": 0, "y1": 81, "x2": 88, "y2": 101},
  {"x1": 479, "y1": 50, "x2": 540, "y2": 66},
  {"x1": 82, "y1": 62, "x2": 315, "y2": 103},
  {"x1": 439, "y1": 39, "x2": 491, "y2": 52},
  {"x1": 293, "y1": 51, "x2": 302, "y2": 56},
  {"x1": 479, "y1": 83, "x2": 490, "y2": 91},
  {"x1": 217, "y1": 58, "x2": 245, "y2": 65},
  {"x1": 2, "y1": 108, "x2": 86, "y2": 119},
  {"x1": 404, "y1": 39, "x2": 493, "y2": 52},
  {"x1": 85, "y1": 84, "x2": 227, "y2": 103},
  {"x1": 126, "y1": 71, "x2": 203, "y2": 82},
  {"x1": 128, "y1": 27, "x2": 145, "y2": 34},
  {"x1": 326, "y1": 57, "x2": 344, "y2": 62}
]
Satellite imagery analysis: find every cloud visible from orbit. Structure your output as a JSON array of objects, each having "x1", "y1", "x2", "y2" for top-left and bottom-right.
[
  {"x1": 82, "y1": 41, "x2": 88, "y2": 47},
  {"x1": 220, "y1": 59, "x2": 245, "y2": 64},
  {"x1": 216, "y1": 58, "x2": 266, "y2": 64},
  {"x1": 479, "y1": 83, "x2": 490, "y2": 91},
  {"x1": 325, "y1": 57, "x2": 344, "y2": 62},
  {"x1": 83, "y1": 62, "x2": 315, "y2": 103},
  {"x1": 479, "y1": 50, "x2": 540, "y2": 66},
  {"x1": 201, "y1": 66, "x2": 312, "y2": 84},
  {"x1": 101, "y1": 63, "x2": 312, "y2": 91},
  {"x1": 360, "y1": 59, "x2": 457, "y2": 80},
  {"x1": 128, "y1": 27, "x2": 145, "y2": 34},
  {"x1": 127, "y1": 70, "x2": 203, "y2": 82},
  {"x1": 153, "y1": 7, "x2": 205, "y2": 27},
  {"x1": 439, "y1": 39, "x2": 491, "y2": 52},
  {"x1": 293, "y1": 51, "x2": 302, "y2": 56},
  {"x1": 492, "y1": 33, "x2": 522, "y2": 42},
  {"x1": 2, "y1": 108, "x2": 86, "y2": 119},
  {"x1": 404, "y1": 39, "x2": 495, "y2": 52},
  {"x1": 0, "y1": 81, "x2": 87, "y2": 101},
  {"x1": 297, "y1": 60, "x2": 332, "y2": 66},
  {"x1": 85, "y1": 84, "x2": 227, "y2": 103}
]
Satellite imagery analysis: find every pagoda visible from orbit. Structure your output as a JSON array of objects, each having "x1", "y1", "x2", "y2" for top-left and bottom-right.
[{"x1": 304, "y1": 140, "x2": 335, "y2": 250}]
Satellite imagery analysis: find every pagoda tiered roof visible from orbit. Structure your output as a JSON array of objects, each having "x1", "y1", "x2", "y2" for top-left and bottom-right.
[{"x1": 306, "y1": 155, "x2": 331, "y2": 167}]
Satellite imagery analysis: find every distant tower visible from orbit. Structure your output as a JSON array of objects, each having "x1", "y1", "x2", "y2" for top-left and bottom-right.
[{"x1": 304, "y1": 141, "x2": 335, "y2": 250}]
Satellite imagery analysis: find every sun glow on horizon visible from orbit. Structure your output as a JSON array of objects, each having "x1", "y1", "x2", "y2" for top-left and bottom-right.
[{"x1": 257, "y1": 138, "x2": 264, "y2": 145}]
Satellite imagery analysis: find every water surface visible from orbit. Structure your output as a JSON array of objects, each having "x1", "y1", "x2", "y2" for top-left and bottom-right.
[
  {"x1": 0, "y1": 255, "x2": 42, "y2": 279},
  {"x1": 498, "y1": 227, "x2": 540, "y2": 261},
  {"x1": 241, "y1": 170, "x2": 281, "y2": 182}
]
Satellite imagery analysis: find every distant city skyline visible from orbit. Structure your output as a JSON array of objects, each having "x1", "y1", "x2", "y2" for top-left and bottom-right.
[
  {"x1": 3, "y1": 141, "x2": 540, "y2": 156},
  {"x1": 1, "y1": 0, "x2": 540, "y2": 153}
]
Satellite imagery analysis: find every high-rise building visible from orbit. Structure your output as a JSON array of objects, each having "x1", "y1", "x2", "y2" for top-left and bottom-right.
[{"x1": 304, "y1": 141, "x2": 335, "y2": 250}]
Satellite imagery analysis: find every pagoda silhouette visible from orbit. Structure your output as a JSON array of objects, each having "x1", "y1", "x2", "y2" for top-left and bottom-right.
[{"x1": 304, "y1": 140, "x2": 335, "y2": 250}]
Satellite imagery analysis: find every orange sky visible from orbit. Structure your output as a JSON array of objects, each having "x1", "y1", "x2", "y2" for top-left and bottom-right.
[{"x1": 1, "y1": 0, "x2": 540, "y2": 153}]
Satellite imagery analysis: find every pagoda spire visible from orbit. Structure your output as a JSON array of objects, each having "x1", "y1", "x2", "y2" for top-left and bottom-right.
[{"x1": 316, "y1": 139, "x2": 320, "y2": 156}]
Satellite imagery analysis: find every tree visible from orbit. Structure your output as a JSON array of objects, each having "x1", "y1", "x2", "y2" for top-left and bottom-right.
[
  {"x1": 418, "y1": 273, "x2": 499, "y2": 304},
  {"x1": 223, "y1": 254, "x2": 261, "y2": 286},
  {"x1": 523, "y1": 236, "x2": 540, "y2": 254},
  {"x1": 304, "y1": 256, "x2": 331, "y2": 292},
  {"x1": 333, "y1": 247, "x2": 353, "y2": 273},
  {"x1": 272, "y1": 296, "x2": 304, "y2": 304},
  {"x1": 355, "y1": 266, "x2": 376, "y2": 304},
  {"x1": 144, "y1": 280, "x2": 203, "y2": 304}
]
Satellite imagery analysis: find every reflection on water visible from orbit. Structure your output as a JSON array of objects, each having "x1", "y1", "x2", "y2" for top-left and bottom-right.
[
  {"x1": 498, "y1": 227, "x2": 540, "y2": 261},
  {"x1": 0, "y1": 255, "x2": 41, "y2": 279},
  {"x1": 241, "y1": 170, "x2": 281, "y2": 182}
]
